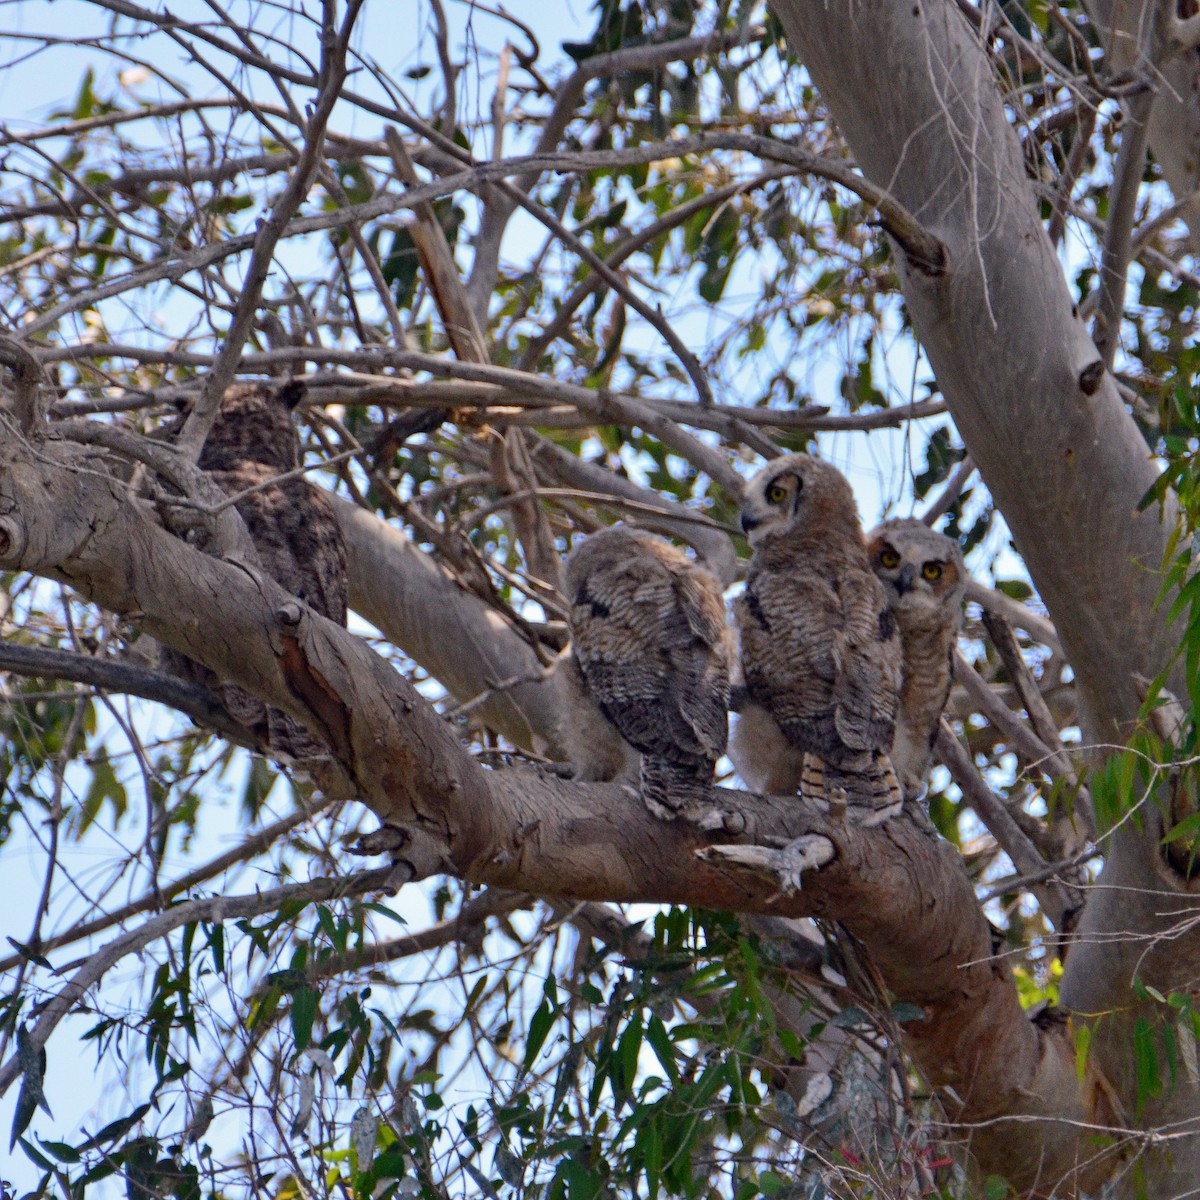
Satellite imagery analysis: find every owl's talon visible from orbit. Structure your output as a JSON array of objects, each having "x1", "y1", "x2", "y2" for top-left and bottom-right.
[{"x1": 854, "y1": 798, "x2": 904, "y2": 827}]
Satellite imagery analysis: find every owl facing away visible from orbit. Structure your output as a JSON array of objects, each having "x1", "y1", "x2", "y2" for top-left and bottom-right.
[
  {"x1": 563, "y1": 526, "x2": 733, "y2": 821},
  {"x1": 167, "y1": 380, "x2": 349, "y2": 762},
  {"x1": 866, "y1": 518, "x2": 965, "y2": 802},
  {"x1": 731, "y1": 454, "x2": 903, "y2": 818}
]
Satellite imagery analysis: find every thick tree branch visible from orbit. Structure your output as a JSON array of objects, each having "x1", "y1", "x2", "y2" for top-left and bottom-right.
[
  {"x1": 766, "y1": 0, "x2": 1197, "y2": 1185},
  {"x1": 0, "y1": 425, "x2": 1114, "y2": 1195}
]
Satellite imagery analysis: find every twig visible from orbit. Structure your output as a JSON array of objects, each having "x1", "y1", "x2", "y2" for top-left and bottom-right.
[
  {"x1": 0, "y1": 801, "x2": 334, "y2": 975},
  {"x1": 953, "y1": 650, "x2": 1069, "y2": 775},
  {"x1": 385, "y1": 127, "x2": 488, "y2": 362},
  {"x1": 977, "y1": 847, "x2": 1103, "y2": 904},
  {"x1": 980, "y1": 611, "x2": 1094, "y2": 843},
  {"x1": 934, "y1": 721, "x2": 1075, "y2": 929},
  {"x1": 978, "y1": 613, "x2": 1080, "y2": 788},
  {"x1": 1092, "y1": 86, "x2": 1154, "y2": 369},
  {"x1": 518, "y1": 169, "x2": 791, "y2": 368},
  {"x1": 921, "y1": 456, "x2": 975, "y2": 525},
  {"x1": 528, "y1": 436, "x2": 739, "y2": 585},
  {"x1": 963, "y1": 581, "x2": 1062, "y2": 656},
  {"x1": 303, "y1": 888, "x2": 531, "y2": 980},
  {"x1": 0, "y1": 867, "x2": 395, "y2": 1098},
  {"x1": 23, "y1": 132, "x2": 943, "y2": 339},
  {"x1": 1047, "y1": 106, "x2": 1098, "y2": 249},
  {"x1": 176, "y1": 0, "x2": 365, "y2": 460},
  {"x1": 0, "y1": 642, "x2": 249, "y2": 746}
]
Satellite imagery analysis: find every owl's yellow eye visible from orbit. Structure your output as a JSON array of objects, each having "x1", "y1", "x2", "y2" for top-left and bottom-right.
[
  {"x1": 766, "y1": 483, "x2": 789, "y2": 504},
  {"x1": 922, "y1": 562, "x2": 944, "y2": 581},
  {"x1": 879, "y1": 548, "x2": 901, "y2": 569}
]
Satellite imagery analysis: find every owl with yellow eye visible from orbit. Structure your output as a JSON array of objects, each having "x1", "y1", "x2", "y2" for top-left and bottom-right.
[
  {"x1": 866, "y1": 518, "x2": 966, "y2": 802},
  {"x1": 732, "y1": 454, "x2": 903, "y2": 819}
]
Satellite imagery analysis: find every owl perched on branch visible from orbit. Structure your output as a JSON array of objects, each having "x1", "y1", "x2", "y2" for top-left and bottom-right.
[
  {"x1": 731, "y1": 454, "x2": 903, "y2": 822},
  {"x1": 563, "y1": 526, "x2": 732, "y2": 821},
  {"x1": 167, "y1": 380, "x2": 348, "y2": 763},
  {"x1": 866, "y1": 518, "x2": 966, "y2": 803}
]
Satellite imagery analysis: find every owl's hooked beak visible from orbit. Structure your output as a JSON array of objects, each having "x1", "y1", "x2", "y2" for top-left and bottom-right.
[
  {"x1": 894, "y1": 563, "x2": 917, "y2": 595},
  {"x1": 740, "y1": 510, "x2": 762, "y2": 535}
]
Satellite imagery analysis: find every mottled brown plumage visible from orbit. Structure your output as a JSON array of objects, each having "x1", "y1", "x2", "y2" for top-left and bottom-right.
[
  {"x1": 167, "y1": 381, "x2": 348, "y2": 762},
  {"x1": 731, "y1": 454, "x2": 902, "y2": 819},
  {"x1": 564, "y1": 526, "x2": 732, "y2": 820},
  {"x1": 866, "y1": 518, "x2": 965, "y2": 802}
]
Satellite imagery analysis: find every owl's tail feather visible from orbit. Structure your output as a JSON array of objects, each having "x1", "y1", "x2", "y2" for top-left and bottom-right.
[{"x1": 799, "y1": 751, "x2": 903, "y2": 826}]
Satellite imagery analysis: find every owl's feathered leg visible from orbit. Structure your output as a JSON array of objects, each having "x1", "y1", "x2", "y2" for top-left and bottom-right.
[
  {"x1": 800, "y1": 751, "x2": 903, "y2": 827},
  {"x1": 639, "y1": 757, "x2": 734, "y2": 830}
]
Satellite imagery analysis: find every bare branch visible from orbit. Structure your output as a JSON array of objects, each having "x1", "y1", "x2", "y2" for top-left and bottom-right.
[
  {"x1": 176, "y1": 0, "x2": 365, "y2": 460},
  {"x1": 0, "y1": 642, "x2": 248, "y2": 746},
  {"x1": 935, "y1": 720, "x2": 1075, "y2": 928},
  {"x1": 0, "y1": 801, "x2": 333, "y2": 974}
]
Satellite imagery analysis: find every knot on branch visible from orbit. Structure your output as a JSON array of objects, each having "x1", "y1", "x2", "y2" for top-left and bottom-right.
[
  {"x1": 0, "y1": 513, "x2": 26, "y2": 565},
  {"x1": 350, "y1": 821, "x2": 452, "y2": 887},
  {"x1": 0, "y1": 336, "x2": 49, "y2": 436},
  {"x1": 276, "y1": 600, "x2": 304, "y2": 628}
]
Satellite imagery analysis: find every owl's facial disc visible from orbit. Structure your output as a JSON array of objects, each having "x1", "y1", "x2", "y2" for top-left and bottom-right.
[{"x1": 741, "y1": 470, "x2": 803, "y2": 545}]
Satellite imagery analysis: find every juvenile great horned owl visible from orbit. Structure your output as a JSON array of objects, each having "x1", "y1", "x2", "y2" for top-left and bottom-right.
[
  {"x1": 563, "y1": 526, "x2": 732, "y2": 821},
  {"x1": 731, "y1": 454, "x2": 903, "y2": 820},
  {"x1": 866, "y1": 518, "x2": 965, "y2": 802},
  {"x1": 168, "y1": 380, "x2": 348, "y2": 762}
]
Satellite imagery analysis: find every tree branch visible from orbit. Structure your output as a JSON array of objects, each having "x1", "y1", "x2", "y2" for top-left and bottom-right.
[
  {"x1": 0, "y1": 642, "x2": 248, "y2": 745},
  {"x1": 0, "y1": 421, "x2": 1114, "y2": 1194},
  {"x1": 176, "y1": 0, "x2": 364, "y2": 460}
]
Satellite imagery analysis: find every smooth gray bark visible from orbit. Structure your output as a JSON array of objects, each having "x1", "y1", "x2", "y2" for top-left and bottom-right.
[
  {"x1": 766, "y1": 0, "x2": 1200, "y2": 1191},
  {"x1": 334, "y1": 497, "x2": 566, "y2": 756},
  {"x1": 1086, "y1": 0, "x2": 1200, "y2": 252}
]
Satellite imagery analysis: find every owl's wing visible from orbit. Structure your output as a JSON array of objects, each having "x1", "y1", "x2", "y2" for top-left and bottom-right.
[
  {"x1": 572, "y1": 559, "x2": 728, "y2": 768},
  {"x1": 831, "y1": 569, "x2": 901, "y2": 754},
  {"x1": 737, "y1": 569, "x2": 841, "y2": 741},
  {"x1": 662, "y1": 566, "x2": 732, "y2": 761}
]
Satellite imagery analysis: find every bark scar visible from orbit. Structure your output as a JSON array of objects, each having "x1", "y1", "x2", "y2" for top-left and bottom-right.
[{"x1": 280, "y1": 632, "x2": 353, "y2": 762}]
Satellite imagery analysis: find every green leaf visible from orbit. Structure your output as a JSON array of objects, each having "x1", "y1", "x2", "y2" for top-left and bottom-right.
[
  {"x1": 644, "y1": 1014, "x2": 678, "y2": 1085},
  {"x1": 1134, "y1": 1016, "x2": 1162, "y2": 1113},
  {"x1": 522, "y1": 999, "x2": 554, "y2": 1075},
  {"x1": 1075, "y1": 1022, "x2": 1092, "y2": 1084},
  {"x1": 830, "y1": 1006, "x2": 870, "y2": 1028},
  {"x1": 290, "y1": 985, "x2": 319, "y2": 1053}
]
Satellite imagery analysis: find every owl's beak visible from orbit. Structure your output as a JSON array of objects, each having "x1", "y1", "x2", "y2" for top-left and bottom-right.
[
  {"x1": 895, "y1": 563, "x2": 917, "y2": 594},
  {"x1": 740, "y1": 510, "x2": 761, "y2": 535}
]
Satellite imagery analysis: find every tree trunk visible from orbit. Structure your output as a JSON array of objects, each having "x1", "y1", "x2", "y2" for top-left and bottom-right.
[{"x1": 766, "y1": 0, "x2": 1200, "y2": 1190}]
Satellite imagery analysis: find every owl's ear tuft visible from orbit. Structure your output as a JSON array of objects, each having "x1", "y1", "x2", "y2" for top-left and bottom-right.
[{"x1": 277, "y1": 379, "x2": 306, "y2": 411}]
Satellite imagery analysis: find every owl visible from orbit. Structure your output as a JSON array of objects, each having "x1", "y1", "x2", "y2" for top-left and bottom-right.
[
  {"x1": 731, "y1": 454, "x2": 903, "y2": 820},
  {"x1": 167, "y1": 380, "x2": 349, "y2": 762},
  {"x1": 866, "y1": 518, "x2": 965, "y2": 802},
  {"x1": 563, "y1": 526, "x2": 733, "y2": 821}
]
